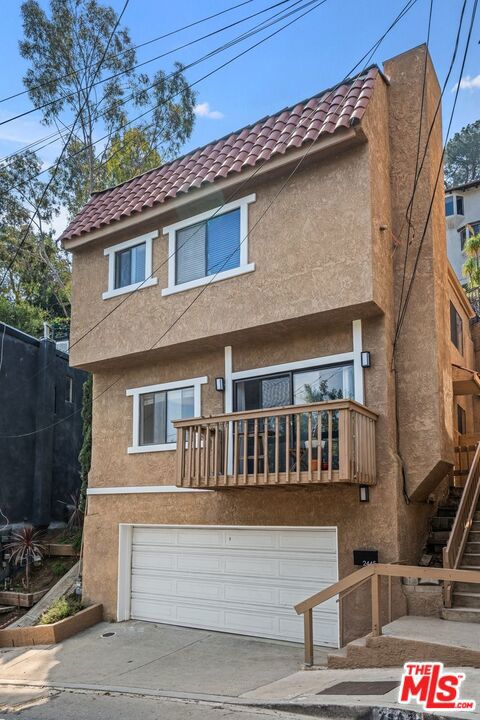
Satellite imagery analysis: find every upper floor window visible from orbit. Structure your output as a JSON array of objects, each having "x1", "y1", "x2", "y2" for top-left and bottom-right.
[
  {"x1": 450, "y1": 301, "x2": 463, "y2": 354},
  {"x1": 65, "y1": 376, "x2": 73, "y2": 403},
  {"x1": 162, "y1": 195, "x2": 256, "y2": 296},
  {"x1": 127, "y1": 376, "x2": 208, "y2": 453},
  {"x1": 103, "y1": 231, "x2": 158, "y2": 300},
  {"x1": 445, "y1": 194, "x2": 464, "y2": 217}
]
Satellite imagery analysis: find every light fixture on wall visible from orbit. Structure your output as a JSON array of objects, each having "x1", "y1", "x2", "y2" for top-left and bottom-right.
[
  {"x1": 359, "y1": 485, "x2": 370, "y2": 503},
  {"x1": 215, "y1": 377, "x2": 225, "y2": 392},
  {"x1": 361, "y1": 351, "x2": 371, "y2": 368}
]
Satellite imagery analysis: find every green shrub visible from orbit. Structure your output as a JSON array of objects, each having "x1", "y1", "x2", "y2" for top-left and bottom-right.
[
  {"x1": 51, "y1": 561, "x2": 68, "y2": 578},
  {"x1": 38, "y1": 596, "x2": 82, "y2": 625}
]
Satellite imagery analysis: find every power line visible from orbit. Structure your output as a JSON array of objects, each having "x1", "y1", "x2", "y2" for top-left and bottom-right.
[
  {"x1": 0, "y1": 0, "x2": 131, "y2": 291},
  {"x1": 0, "y1": 0, "x2": 294, "y2": 129},
  {"x1": 0, "y1": 0, "x2": 418, "y2": 439},
  {"x1": 394, "y1": 0, "x2": 478, "y2": 346},
  {"x1": 0, "y1": 0, "x2": 319, "y2": 195},
  {"x1": 0, "y1": 0, "x2": 256, "y2": 106}
]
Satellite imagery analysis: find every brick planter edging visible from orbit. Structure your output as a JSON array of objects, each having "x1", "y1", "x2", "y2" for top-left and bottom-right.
[{"x1": 0, "y1": 604, "x2": 103, "y2": 647}]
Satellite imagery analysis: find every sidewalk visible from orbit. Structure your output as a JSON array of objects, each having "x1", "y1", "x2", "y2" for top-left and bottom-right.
[{"x1": 0, "y1": 621, "x2": 479, "y2": 719}]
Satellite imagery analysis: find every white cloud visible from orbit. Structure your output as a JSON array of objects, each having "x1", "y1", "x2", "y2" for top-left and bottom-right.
[
  {"x1": 453, "y1": 74, "x2": 480, "y2": 91},
  {"x1": 194, "y1": 102, "x2": 224, "y2": 120}
]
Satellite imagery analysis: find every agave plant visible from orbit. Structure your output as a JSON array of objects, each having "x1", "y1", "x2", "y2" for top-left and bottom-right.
[
  {"x1": 59, "y1": 492, "x2": 84, "y2": 532},
  {"x1": 5, "y1": 528, "x2": 46, "y2": 593}
]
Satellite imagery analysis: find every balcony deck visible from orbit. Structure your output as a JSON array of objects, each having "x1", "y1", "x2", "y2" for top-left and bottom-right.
[{"x1": 174, "y1": 400, "x2": 377, "y2": 489}]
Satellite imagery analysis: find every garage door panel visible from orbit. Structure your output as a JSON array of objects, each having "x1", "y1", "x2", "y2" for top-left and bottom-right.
[{"x1": 129, "y1": 526, "x2": 338, "y2": 646}]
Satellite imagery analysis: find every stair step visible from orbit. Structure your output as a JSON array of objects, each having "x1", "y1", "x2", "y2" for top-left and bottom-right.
[
  {"x1": 429, "y1": 531, "x2": 450, "y2": 543},
  {"x1": 466, "y1": 542, "x2": 480, "y2": 553},
  {"x1": 460, "y1": 565, "x2": 480, "y2": 571},
  {"x1": 461, "y1": 554, "x2": 480, "y2": 566},
  {"x1": 469, "y1": 531, "x2": 480, "y2": 540},
  {"x1": 455, "y1": 581, "x2": 480, "y2": 592},
  {"x1": 437, "y1": 507, "x2": 458, "y2": 518},
  {"x1": 442, "y1": 607, "x2": 480, "y2": 623},
  {"x1": 453, "y1": 591, "x2": 480, "y2": 608},
  {"x1": 472, "y1": 522, "x2": 480, "y2": 531},
  {"x1": 431, "y1": 517, "x2": 454, "y2": 531}
]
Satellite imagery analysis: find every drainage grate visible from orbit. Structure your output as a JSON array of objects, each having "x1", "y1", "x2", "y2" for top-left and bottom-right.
[
  {"x1": 317, "y1": 681, "x2": 400, "y2": 696},
  {"x1": 101, "y1": 631, "x2": 116, "y2": 638}
]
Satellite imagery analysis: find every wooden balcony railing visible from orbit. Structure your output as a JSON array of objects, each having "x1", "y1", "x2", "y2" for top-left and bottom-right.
[
  {"x1": 444, "y1": 440, "x2": 480, "y2": 607},
  {"x1": 174, "y1": 399, "x2": 377, "y2": 489}
]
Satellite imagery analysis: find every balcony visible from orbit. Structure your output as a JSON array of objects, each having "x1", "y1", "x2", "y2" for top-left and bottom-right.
[{"x1": 174, "y1": 400, "x2": 377, "y2": 489}]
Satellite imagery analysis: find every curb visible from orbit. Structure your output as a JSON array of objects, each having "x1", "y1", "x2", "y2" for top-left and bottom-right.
[{"x1": 0, "y1": 680, "x2": 459, "y2": 719}]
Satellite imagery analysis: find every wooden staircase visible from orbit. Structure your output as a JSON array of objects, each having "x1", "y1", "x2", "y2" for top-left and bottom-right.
[{"x1": 442, "y1": 441, "x2": 480, "y2": 622}]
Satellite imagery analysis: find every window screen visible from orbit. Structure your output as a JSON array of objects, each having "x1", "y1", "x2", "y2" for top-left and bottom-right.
[{"x1": 175, "y1": 209, "x2": 241, "y2": 285}]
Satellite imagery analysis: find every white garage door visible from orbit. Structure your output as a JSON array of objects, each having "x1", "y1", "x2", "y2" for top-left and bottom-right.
[{"x1": 129, "y1": 525, "x2": 339, "y2": 647}]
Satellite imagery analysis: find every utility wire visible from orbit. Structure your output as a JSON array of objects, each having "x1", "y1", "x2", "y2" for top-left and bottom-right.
[
  {"x1": 0, "y1": 0, "x2": 131, "y2": 290},
  {"x1": 0, "y1": 0, "x2": 294, "y2": 129},
  {"x1": 394, "y1": 0, "x2": 478, "y2": 347},
  {"x1": 0, "y1": 0, "x2": 319, "y2": 195},
  {"x1": 0, "y1": 0, "x2": 256, "y2": 106},
  {"x1": 0, "y1": 0, "x2": 418, "y2": 438}
]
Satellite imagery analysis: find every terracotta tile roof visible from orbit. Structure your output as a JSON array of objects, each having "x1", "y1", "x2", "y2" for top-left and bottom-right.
[{"x1": 60, "y1": 67, "x2": 379, "y2": 243}]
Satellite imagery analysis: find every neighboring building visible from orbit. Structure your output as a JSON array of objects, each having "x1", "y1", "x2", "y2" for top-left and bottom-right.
[
  {"x1": 0, "y1": 322, "x2": 88, "y2": 527},
  {"x1": 60, "y1": 46, "x2": 480, "y2": 646},
  {"x1": 445, "y1": 179, "x2": 480, "y2": 284}
]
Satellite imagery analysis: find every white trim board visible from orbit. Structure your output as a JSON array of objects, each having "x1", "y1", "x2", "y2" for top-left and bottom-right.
[{"x1": 88, "y1": 485, "x2": 212, "y2": 495}]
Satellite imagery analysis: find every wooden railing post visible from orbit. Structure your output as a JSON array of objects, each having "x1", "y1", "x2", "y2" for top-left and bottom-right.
[
  {"x1": 304, "y1": 609, "x2": 314, "y2": 667},
  {"x1": 371, "y1": 571, "x2": 381, "y2": 637}
]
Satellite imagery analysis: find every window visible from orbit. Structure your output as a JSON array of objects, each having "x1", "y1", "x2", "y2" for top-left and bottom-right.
[
  {"x1": 445, "y1": 196, "x2": 454, "y2": 216},
  {"x1": 460, "y1": 221, "x2": 480, "y2": 251},
  {"x1": 103, "y1": 231, "x2": 158, "y2": 299},
  {"x1": 127, "y1": 376, "x2": 208, "y2": 452},
  {"x1": 162, "y1": 194, "x2": 256, "y2": 296},
  {"x1": 450, "y1": 301, "x2": 463, "y2": 354},
  {"x1": 445, "y1": 195, "x2": 464, "y2": 217},
  {"x1": 457, "y1": 404, "x2": 467, "y2": 435},
  {"x1": 234, "y1": 363, "x2": 354, "y2": 411},
  {"x1": 456, "y1": 196, "x2": 464, "y2": 215},
  {"x1": 140, "y1": 387, "x2": 194, "y2": 445},
  {"x1": 65, "y1": 376, "x2": 73, "y2": 403},
  {"x1": 115, "y1": 242, "x2": 145, "y2": 289}
]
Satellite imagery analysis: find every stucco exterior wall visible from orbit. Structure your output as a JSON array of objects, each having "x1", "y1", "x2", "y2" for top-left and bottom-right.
[{"x1": 69, "y1": 142, "x2": 376, "y2": 370}]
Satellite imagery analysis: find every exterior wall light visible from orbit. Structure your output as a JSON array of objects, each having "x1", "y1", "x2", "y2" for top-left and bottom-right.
[
  {"x1": 215, "y1": 377, "x2": 225, "y2": 392},
  {"x1": 359, "y1": 485, "x2": 370, "y2": 503},
  {"x1": 361, "y1": 351, "x2": 371, "y2": 368}
]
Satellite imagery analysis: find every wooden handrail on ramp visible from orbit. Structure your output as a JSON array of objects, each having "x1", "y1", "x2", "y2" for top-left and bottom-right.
[{"x1": 294, "y1": 563, "x2": 480, "y2": 667}]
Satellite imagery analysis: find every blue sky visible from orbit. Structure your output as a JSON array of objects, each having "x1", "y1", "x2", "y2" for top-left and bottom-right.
[{"x1": 0, "y1": 0, "x2": 479, "y2": 232}]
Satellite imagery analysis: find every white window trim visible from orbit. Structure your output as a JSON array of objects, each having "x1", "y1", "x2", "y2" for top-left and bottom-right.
[
  {"x1": 103, "y1": 230, "x2": 158, "y2": 300},
  {"x1": 161, "y1": 194, "x2": 256, "y2": 297},
  {"x1": 126, "y1": 376, "x2": 208, "y2": 454}
]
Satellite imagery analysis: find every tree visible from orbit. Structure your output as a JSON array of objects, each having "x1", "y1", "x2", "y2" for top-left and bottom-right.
[
  {"x1": 0, "y1": 151, "x2": 70, "y2": 336},
  {"x1": 444, "y1": 120, "x2": 480, "y2": 188},
  {"x1": 20, "y1": 0, "x2": 196, "y2": 216},
  {"x1": 463, "y1": 229, "x2": 480, "y2": 289}
]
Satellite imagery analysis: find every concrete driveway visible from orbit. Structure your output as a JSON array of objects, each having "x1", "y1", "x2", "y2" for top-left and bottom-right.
[{"x1": 0, "y1": 621, "x2": 330, "y2": 699}]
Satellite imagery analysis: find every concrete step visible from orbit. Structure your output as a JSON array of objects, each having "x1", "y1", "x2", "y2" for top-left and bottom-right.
[
  {"x1": 442, "y1": 606, "x2": 480, "y2": 623},
  {"x1": 469, "y1": 531, "x2": 480, "y2": 541},
  {"x1": 453, "y1": 591, "x2": 480, "y2": 608},
  {"x1": 466, "y1": 542, "x2": 480, "y2": 553},
  {"x1": 461, "y1": 554, "x2": 480, "y2": 566},
  {"x1": 472, "y1": 522, "x2": 480, "y2": 531}
]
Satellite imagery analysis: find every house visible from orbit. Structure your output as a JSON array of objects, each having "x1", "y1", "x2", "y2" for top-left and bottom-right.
[
  {"x1": 0, "y1": 322, "x2": 88, "y2": 527},
  {"x1": 445, "y1": 179, "x2": 480, "y2": 290},
  {"x1": 60, "y1": 45, "x2": 480, "y2": 647}
]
